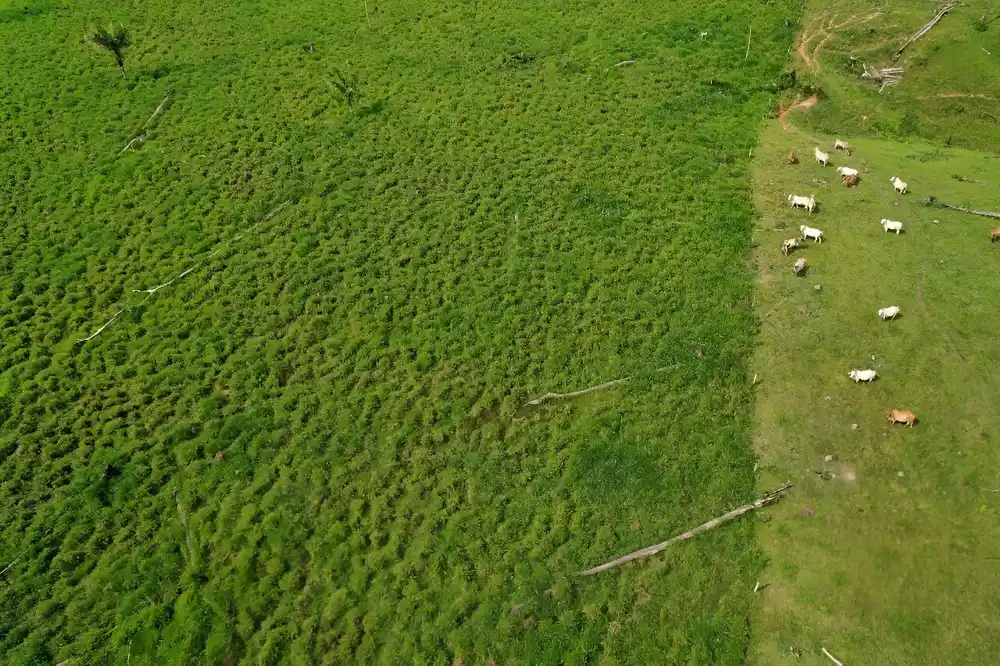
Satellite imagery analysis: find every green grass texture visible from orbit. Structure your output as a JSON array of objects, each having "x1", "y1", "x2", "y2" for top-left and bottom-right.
[{"x1": 1, "y1": 0, "x2": 802, "y2": 663}]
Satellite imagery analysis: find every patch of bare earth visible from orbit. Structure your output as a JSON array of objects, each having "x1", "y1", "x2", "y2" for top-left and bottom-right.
[
  {"x1": 777, "y1": 95, "x2": 819, "y2": 130},
  {"x1": 796, "y1": 11, "x2": 883, "y2": 73}
]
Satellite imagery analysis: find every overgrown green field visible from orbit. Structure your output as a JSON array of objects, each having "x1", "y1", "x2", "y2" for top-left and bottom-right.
[
  {"x1": 0, "y1": 1, "x2": 802, "y2": 663},
  {"x1": 750, "y1": 88, "x2": 1000, "y2": 666}
]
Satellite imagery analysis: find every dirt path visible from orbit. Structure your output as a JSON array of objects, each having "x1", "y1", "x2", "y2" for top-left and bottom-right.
[
  {"x1": 777, "y1": 95, "x2": 819, "y2": 130},
  {"x1": 796, "y1": 11, "x2": 883, "y2": 73}
]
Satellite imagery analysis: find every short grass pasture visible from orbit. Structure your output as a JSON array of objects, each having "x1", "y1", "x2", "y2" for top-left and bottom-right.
[
  {"x1": 1, "y1": 0, "x2": 803, "y2": 663},
  {"x1": 750, "y1": 122, "x2": 1000, "y2": 664}
]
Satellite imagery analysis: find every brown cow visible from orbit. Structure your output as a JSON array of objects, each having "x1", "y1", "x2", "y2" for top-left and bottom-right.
[
  {"x1": 788, "y1": 151, "x2": 799, "y2": 165},
  {"x1": 843, "y1": 173, "x2": 859, "y2": 187},
  {"x1": 886, "y1": 409, "x2": 917, "y2": 427},
  {"x1": 991, "y1": 227, "x2": 1000, "y2": 243}
]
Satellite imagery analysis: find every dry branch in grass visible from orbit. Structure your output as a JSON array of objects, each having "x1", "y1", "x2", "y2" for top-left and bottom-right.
[
  {"x1": 524, "y1": 377, "x2": 632, "y2": 406},
  {"x1": 75, "y1": 309, "x2": 126, "y2": 344},
  {"x1": 822, "y1": 647, "x2": 844, "y2": 666},
  {"x1": 132, "y1": 265, "x2": 198, "y2": 295},
  {"x1": 861, "y1": 63, "x2": 904, "y2": 93},
  {"x1": 73, "y1": 201, "x2": 294, "y2": 343},
  {"x1": 523, "y1": 365, "x2": 674, "y2": 407},
  {"x1": 0, "y1": 548, "x2": 30, "y2": 577},
  {"x1": 924, "y1": 196, "x2": 1000, "y2": 219},
  {"x1": 120, "y1": 94, "x2": 170, "y2": 154},
  {"x1": 578, "y1": 483, "x2": 793, "y2": 575},
  {"x1": 605, "y1": 60, "x2": 637, "y2": 72},
  {"x1": 893, "y1": 3, "x2": 960, "y2": 60}
]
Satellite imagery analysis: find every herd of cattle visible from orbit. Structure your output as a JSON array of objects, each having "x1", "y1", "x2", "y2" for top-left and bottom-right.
[{"x1": 781, "y1": 139, "x2": 921, "y2": 428}]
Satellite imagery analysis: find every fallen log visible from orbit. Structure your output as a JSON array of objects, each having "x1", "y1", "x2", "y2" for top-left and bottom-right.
[
  {"x1": 893, "y1": 2, "x2": 960, "y2": 60},
  {"x1": 578, "y1": 483, "x2": 792, "y2": 575},
  {"x1": 120, "y1": 94, "x2": 170, "y2": 154},
  {"x1": 923, "y1": 196, "x2": 1000, "y2": 219}
]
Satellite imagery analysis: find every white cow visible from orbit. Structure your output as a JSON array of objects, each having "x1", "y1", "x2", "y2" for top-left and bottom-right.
[
  {"x1": 877, "y1": 306, "x2": 900, "y2": 320},
  {"x1": 890, "y1": 176, "x2": 908, "y2": 194},
  {"x1": 814, "y1": 147, "x2": 830, "y2": 166},
  {"x1": 836, "y1": 166, "x2": 859, "y2": 177},
  {"x1": 834, "y1": 139, "x2": 852, "y2": 154},
  {"x1": 848, "y1": 369, "x2": 877, "y2": 383},
  {"x1": 781, "y1": 238, "x2": 800, "y2": 255},
  {"x1": 788, "y1": 194, "x2": 816, "y2": 213},
  {"x1": 881, "y1": 218, "x2": 904, "y2": 234},
  {"x1": 799, "y1": 225, "x2": 823, "y2": 243},
  {"x1": 793, "y1": 257, "x2": 807, "y2": 275}
]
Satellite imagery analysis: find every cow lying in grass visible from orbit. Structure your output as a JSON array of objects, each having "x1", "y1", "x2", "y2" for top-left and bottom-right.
[
  {"x1": 992, "y1": 227, "x2": 1000, "y2": 243},
  {"x1": 886, "y1": 409, "x2": 917, "y2": 427},
  {"x1": 781, "y1": 238, "x2": 800, "y2": 255},
  {"x1": 848, "y1": 369, "x2": 877, "y2": 383},
  {"x1": 834, "y1": 139, "x2": 853, "y2": 155}
]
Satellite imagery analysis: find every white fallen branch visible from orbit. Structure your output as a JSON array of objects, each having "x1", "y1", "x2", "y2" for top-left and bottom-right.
[
  {"x1": 75, "y1": 309, "x2": 126, "y2": 344},
  {"x1": 822, "y1": 647, "x2": 844, "y2": 666},
  {"x1": 745, "y1": 24, "x2": 752, "y2": 60},
  {"x1": 524, "y1": 377, "x2": 632, "y2": 406},
  {"x1": 578, "y1": 483, "x2": 793, "y2": 575},
  {"x1": 861, "y1": 63, "x2": 904, "y2": 93},
  {"x1": 0, "y1": 547, "x2": 30, "y2": 577},
  {"x1": 893, "y1": 2, "x2": 960, "y2": 60},
  {"x1": 120, "y1": 94, "x2": 170, "y2": 154},
  {"x1": 132, "y1": 265, "x2": 198, "y2": 294},
  {"x1": 605, "y1": 60, "x2": 637, "y2": 72}
]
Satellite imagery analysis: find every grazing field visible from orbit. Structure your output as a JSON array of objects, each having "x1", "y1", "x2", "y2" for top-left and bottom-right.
[
  {"x1": 750, "y1": 56, "x2": 1000, "y2": 666},
  {"x1": 787, "y1": 0, "x2": 1000, "y2": 149},
  {"x1": 0, "y1": 0, "x2": 802, "y2": 663}
]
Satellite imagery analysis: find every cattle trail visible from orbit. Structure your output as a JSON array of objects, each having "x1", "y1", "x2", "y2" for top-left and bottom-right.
[
  {"x1": 778, "y1": 95, "x2": 818, "y2": 130},
  {"x1": 796, "y1": 11, "x2": 883, "y2": 73}
]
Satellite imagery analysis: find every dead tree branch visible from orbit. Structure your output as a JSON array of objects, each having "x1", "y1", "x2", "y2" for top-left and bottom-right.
[
  {"x1": 75, "y1": 309, "x2": 126, "y2": 344},
  {"x1": 605, "y1": 60, "x2": 637, "y2": 72},
  {"x1": 861, "y1": 63, "x2": 904, "y2": 92},
  {"x1": 579, "y1": 483, "x2": 793, "y2": 575},
  {"x1": 525, "y1": 377, "x2": 632, "y2": 407},
  {"x1": 0, "y1": 547, "x2": 30, "y2": 577},
  {"x1": 132, "y1": 265, "x2": 198, "y2": 295},
  {"x1": 923, "y1": 196, "x2": 1000, "y2": 219},
  {"x1": 822, "y1": 647, "x2": 844, "y2": 666},
  {"x1": 893, "y1": 2, "x2": 960, "y2": 60},
  {"x1": 120, "y1": 94, "x2": 170, "y2": 154}
]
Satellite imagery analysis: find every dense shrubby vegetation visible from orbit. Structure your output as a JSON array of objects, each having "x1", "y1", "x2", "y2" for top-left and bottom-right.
[{"x1": 0, "y1": 0, "x2": 799, "y2": 662}]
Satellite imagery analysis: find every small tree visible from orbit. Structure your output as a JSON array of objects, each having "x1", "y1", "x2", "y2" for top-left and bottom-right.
[
  {"x1": 327, "y1": 68, "x2": 360, "y2": 111},
  {"x1": 87, "y1": 23, "x2": 131, "y2": 79}
]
